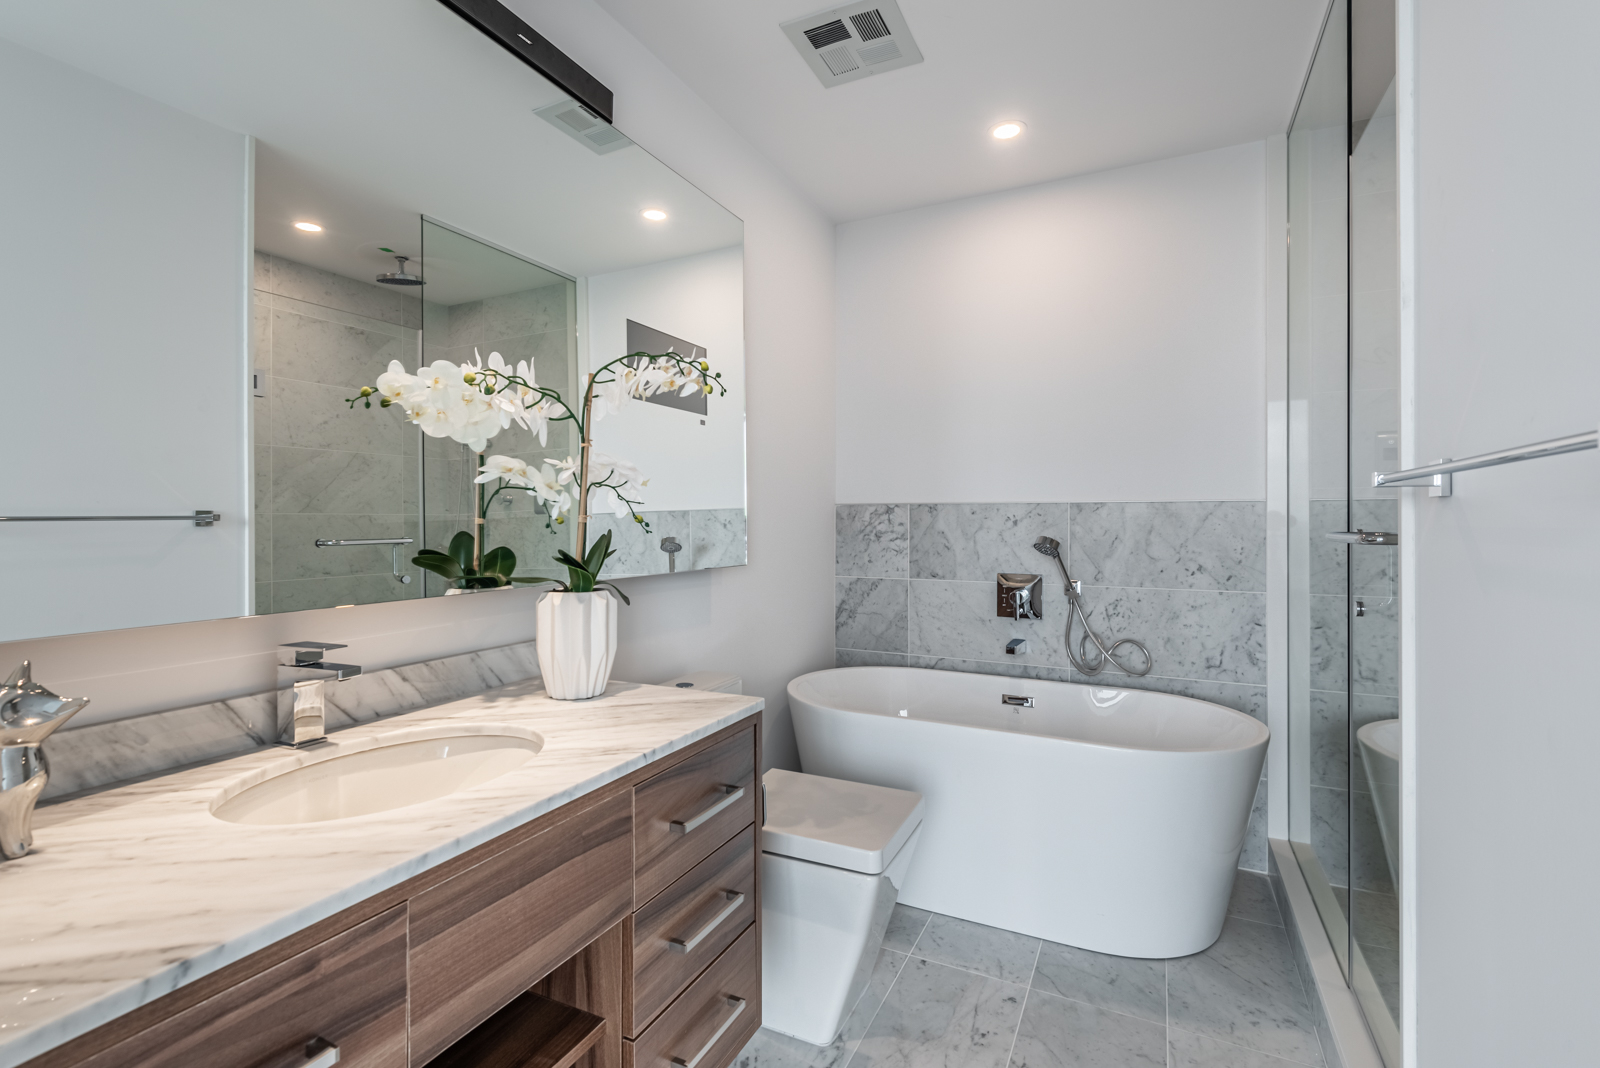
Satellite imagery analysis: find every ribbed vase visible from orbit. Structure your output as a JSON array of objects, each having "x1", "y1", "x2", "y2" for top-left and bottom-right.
[{"x1": 534, "y1": 591, "x2": 618, "y2": 700}]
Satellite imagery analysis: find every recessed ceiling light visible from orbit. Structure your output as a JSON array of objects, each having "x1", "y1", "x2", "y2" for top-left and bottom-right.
[
  {"x1": 990, "y1": 121, "x2": 1025, "y2": 140},
  {"x1": 293, "y1": 221, "x2": 323, "y2": 232},
  {"x1": 641, "y1": 209, "x2": 668, "y2": 221}
]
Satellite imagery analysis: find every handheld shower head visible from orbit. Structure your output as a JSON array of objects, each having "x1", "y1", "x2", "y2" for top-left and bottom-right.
[{"x1": 1033, "y1": 536, "x2": 1061, "y2": 559}]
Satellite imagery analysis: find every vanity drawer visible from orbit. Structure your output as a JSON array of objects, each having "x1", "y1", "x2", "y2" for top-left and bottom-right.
[
  {"x1": 634, "y1": 727, "x2": 756, "y2": 907},
  {"x1": 410, "y1": 789, "x2": 634, "y2": 1066},
  {"x1": 632, "y1": 824, "x2": 756, "y2": 1035},
  {"x1": 77, "y1": 905, "x2": 407, "y2": 1068},
  {"x1": 627, "y1": 924, "x2": 760, "y2": 1068}
]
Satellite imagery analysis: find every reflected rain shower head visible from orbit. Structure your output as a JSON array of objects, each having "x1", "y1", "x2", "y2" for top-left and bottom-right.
[{"x1": 375, "y1": 254, "x2": 423, "y2": 286}]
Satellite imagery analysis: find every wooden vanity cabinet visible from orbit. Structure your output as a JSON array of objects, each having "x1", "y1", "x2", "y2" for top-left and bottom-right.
[{"x1": 23, "y1": 714, "x2": 761, "y2": 1068}]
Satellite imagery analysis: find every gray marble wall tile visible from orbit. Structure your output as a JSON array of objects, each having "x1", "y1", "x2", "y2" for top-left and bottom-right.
[
  {"x1": 483, "y1": 330, "x2": 572, "y2": 396},
  {"x1": 252, "y1": 295, "x2": 271, "y2": 372},
  {"x1": 270, "y1": 308, "x2": 406, "y2": 390},
  {"x1": 1309, "y1": 785, "x2": 1392, "y2": 894},
  {"x1": 1010, "y1": 991, "x2": 1167, "y2": 1068},
  {"x1": 41, "y1": 641, "x2": 539, "y2": 801},
  {"x1": 908, "y1": 503, "x2": 1071, "y2": 581},
  {"x1": 269, "y1": 292, "x2": 414, "y2": 341},
  {"x1": 1240, "y1": 776, "x2": 1269, "y2": 873},
  {"x1": 1312, "y1": 691, "x2": 1399, "y2": 789},
  {"x1": 483, "y1": 283, "x2": 565, "y2": 340},
  {"x1": 1032, "y1": 940, "x2": 1165, "y2": 1024},
  {"x1": 836, "y1": 578, "x2": 909, "y2": 654},
  {"x1": 837, "y1": 504, "x2": 909, "y2": 577},
  {"x1": 1074, "y1": 587, "x2": 1266, "y2": 686},
  {"x1": 838, "y1": 649, "x2": 911, "y2": 668},
  {"x1": 585, "y1": 511, "x2": 691, "y2": 577},
  {"x1": 849, "y1": 957, "x2": 1025, "y2": 1068},
  {"x1": 693, "y1": 508, "x2": 748, "y2": 569},
  {"x1": 908, "y1": 580, "x2": 1069, "y2": 668},
  {"x1": 271, "y1": 447, "x2": 406, "y2": 516},
  {"x1": 1069, "y1": 501, "x2": 1266, "y2": 592},
  {"x1": 909, "y1": 655, "x2": 1072, "y2": 684},
  {"x1": 1166, "y1": 915, "x2": 1324, "y2": 1065},
  {"x1": 274, "y1": 513, "x2": 421, "y2": 581},
  {"x1": 270, "y1": 377, "x2": 407, "y2": 454},
  {"x1": 1311, "y1": 498, "x2": 1399, "y2": 597},
  {"x1": 265, "y1": 253, "x2": 422, "y2": 329},
  {"x1": 272, "y1": 573, "x2": 420, "y2": 613},
  {"x1": 1309, "y1": 594, "x2": 1397, "y2": 697}
]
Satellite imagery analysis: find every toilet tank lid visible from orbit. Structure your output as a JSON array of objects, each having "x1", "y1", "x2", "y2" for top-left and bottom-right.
[{"x1": 761, "y1": 768, "x2": 924, "y2": 876}]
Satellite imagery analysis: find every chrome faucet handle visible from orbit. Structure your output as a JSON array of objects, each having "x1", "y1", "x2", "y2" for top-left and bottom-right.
[
  {"x1": 282, "y1": 641, "x2": 347, "y2": 667},
  {"x1": 0, "y1": 661, "x2": 90, "y2": 860}
]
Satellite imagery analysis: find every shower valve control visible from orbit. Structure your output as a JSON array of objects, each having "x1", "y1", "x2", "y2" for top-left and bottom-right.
[{"x1": 997, "y1": 574, "x2": 1043, "y2": 620}]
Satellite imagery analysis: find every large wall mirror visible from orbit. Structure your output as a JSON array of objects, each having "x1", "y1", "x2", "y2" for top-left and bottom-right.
[{"x1": 0, "y1": 0, "x2": 746, "y2": 642}]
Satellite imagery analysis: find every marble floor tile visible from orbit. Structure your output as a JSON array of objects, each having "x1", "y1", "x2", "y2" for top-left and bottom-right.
[
  {"x1": 1008, "y1": 990, "x2": 1166, "y2": 1068},
  {"x1": 1068, "y1": 501, "x2": 1266, "y2": 593},
  {"x1": 1166, "y1": 915, "x2": 1324, "y2": 1065},
  {"x1": 847, "y1": 957, "x2": 1026, "y2": 1068},
  {"x1": 909, "y1": 914, "x2": 1039, "y2": 984},
  {"x1": 733, "y1": 948, "x2": 907, "y2": 1068},
  {"x1": 1227, "y1": 871, "x2": 1283, "y2": 928},
  {"x1": 1168, "y1": 1028, "x2": 1319, "y2": 1068},
  {"x1": 883, "y1": 904, "x2": 932, "y2": 953},
  {"x1": 836, "y1": 578, "x2": 910, "y2": 653},
  {"x1": 1031, "y1": 941, "x2": 1164, "y2": 1024},
  {"x1": 838, "y1": 504, "x2": 909, "y2": 578}
]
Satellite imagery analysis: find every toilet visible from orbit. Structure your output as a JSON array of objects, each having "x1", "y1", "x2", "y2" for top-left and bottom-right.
[{"x1": 760, "y1": 768, "x2": 924, "y2": 1046}]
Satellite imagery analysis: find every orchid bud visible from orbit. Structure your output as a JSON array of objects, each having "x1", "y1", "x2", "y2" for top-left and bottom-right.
[
  {"x1": 379, "y1": 397, "x2": 393, "y2": 407},
  {"x1": 483, "y1": 384, "x2": 495, "y2": 394},
  {"x1": 699, "y1": 361, "x2": 709, "y2": 371},
  {"x1": 703, "y1": 383, "x2": 713, "y2": 394},
  {"x1": 463, "y1": 371, "x2": 478, "y2": 384},
  {"x1": 634, "y1": 514, "x2": 644, "y2": 523},
  {"x1": 359, "y1": 386, "x2": 375, "y2": 397}
]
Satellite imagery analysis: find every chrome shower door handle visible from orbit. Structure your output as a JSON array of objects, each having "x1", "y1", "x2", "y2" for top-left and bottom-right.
[
  {"x1": 1326, "y1": 531, "x2": 1399, "y2": 546},
  {"x1": 670, "y1": 785, "x2": 745, "y2": 834}
]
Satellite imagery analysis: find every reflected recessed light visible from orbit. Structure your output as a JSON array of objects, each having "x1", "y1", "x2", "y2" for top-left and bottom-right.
[
  {"x1": 641, "y1": 209, "x2": 668, "y2": 221},
  {"x1": 293, "y1": 221, "x2": 323, "y2": 232},
  {"x1": 990, "y1": 121, "x2": 1025, "y2": 140}
]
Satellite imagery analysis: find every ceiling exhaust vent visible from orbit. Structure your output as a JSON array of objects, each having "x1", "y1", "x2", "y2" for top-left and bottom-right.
[
  {"x1": 534, "y1": 99, "x2": 634, "y2": 155},
  {"x1": 781, "y1": 0, "x2": 923, "y2": 88}
]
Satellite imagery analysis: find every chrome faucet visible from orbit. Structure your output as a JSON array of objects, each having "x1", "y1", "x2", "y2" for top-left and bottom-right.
[
  {"x1": 0, "y1": 661, "x2": 89, "y2": 860},
  {"x1": 278, "y1": 643, "x2": 362, "y2": 748}
]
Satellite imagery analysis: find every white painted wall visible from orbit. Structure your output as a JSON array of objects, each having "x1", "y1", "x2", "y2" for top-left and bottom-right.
[
  {"x1": 1, "y1": 1, "x2": 836, "y2": 771},
  {"x1": 1398, "y1": 1, "x2": 1600, "y2": 1064},
  {"x1": 586, "y1": 245, "x2": 747, "y2": 511},
  {"x1": 0, "y1": 38, "x2": 250, "y2": 641},
  {"x1": 836, "y1": 141, "x2": 1267, "y2": 504}
]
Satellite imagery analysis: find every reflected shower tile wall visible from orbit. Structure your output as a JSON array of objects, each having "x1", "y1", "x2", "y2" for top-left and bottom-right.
[
  {"x1": 691, "y1": 508, "x2": 748, "y2": 569},
  {"x1": 254, "y1": 253, "x2": 425, "y2": 613},
  {"x1": 838, "y1": 500, "x2": 1269, "y2": 869}
]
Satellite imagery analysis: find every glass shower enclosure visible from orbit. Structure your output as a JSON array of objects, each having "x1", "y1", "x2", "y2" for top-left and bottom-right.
[{"x1": 1286, "y1": 0, "x2": 1400, "y2": 1061}]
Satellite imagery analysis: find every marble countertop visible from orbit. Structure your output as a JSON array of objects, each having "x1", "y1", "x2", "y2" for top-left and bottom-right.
[{"x1": 0, "y1": 678, "x2": 763, "y2": 1068}]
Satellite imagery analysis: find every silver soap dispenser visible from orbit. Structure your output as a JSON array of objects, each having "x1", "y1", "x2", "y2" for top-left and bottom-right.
[{"x1": 0, "y1": 661, "x2": 89, "y2": 860}]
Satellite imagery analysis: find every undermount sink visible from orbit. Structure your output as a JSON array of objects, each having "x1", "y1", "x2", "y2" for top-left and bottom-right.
[{"x1": 211, "y1": 731, "x2": 543, "y2": 826}]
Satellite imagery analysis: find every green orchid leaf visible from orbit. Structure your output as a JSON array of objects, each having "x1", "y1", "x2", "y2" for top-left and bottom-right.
[
  {"x1": 596, "y1": 581, "x2": 631, "y2": 606},
  {"x1": 554, "y1": 549, "x2": 590, "y2": 573},
  {"x1": 412, "y1": 552, "x2": 462, "y2": 580},
  {"x1": 447, "y1": 530, "x2": 476, "y2": 573},
  {"x1": 565, "y1": 565, "x2": 597, "y2": 592},
  {"x1": 510, "y1": 575, "x2": 559, "y2": 586},
  {"x1": 583, "y1": 530, "x2": 613, "y2": 576},
  {"x1": 482, "y1": 545, "x2": 516, "y2": 579}
]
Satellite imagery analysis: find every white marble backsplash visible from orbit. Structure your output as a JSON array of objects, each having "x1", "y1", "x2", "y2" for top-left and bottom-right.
[{"x1": 40, "y1": 641, "x2": 541, "y2": 802}]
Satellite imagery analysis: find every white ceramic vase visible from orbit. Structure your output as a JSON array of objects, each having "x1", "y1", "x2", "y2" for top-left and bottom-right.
[{"x1": 535, "y1": 590, "x2": 618, "y2": 700}]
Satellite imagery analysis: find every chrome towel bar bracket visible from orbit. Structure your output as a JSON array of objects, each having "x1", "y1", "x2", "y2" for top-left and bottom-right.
[{"x1": 1373, "y1": 430, "x2": 1597, "y2": 498}]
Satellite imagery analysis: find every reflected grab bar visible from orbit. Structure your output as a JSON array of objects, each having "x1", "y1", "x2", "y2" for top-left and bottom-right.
[
  {"x1": 315, "y1": 537, "x2": 415, "y2": 584},
  {"x1": 0, "y1": 510, "x2": 219, "y2": 526},
  {"x1": 1372, "y1": 430, "x2": 1597, "y2": 498}
]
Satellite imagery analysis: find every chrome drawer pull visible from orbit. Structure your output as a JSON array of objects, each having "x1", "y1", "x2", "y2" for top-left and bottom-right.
[
  {"x1": 671, "y1": 996, "x2": 746, "y2": 1068},
  {"x1": 267, "y1": 1038, "x2": 339, "y2": 1068},
  {"x1": 671, "y1": 785, "x2": 745, "y2": 835},
  {"x1": 669, "y1": 891, "x2": 746, "y2": 954}
]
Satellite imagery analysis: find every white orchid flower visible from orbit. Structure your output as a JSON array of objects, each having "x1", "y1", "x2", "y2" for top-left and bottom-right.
[
  {"x1": 589, "y1": 485, "x2": 632, "y2": 518},
  {"x1": 476, "y1": 455, "x2": 532, "y2": 486},
  {"x1": 526, "y1": 464, "x2": 571, "y2": 515},
  {"x1": 375, "y1": 360, "x2": 417, "y2": 403}
]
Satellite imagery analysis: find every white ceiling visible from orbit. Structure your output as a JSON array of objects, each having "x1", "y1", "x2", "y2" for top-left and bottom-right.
[
  {"x1": 0, "y1": 0, "x2": 742, "y2": 284},
  {"x1": 592, "y1": 0, "x2": 1329, "y2": 221}
]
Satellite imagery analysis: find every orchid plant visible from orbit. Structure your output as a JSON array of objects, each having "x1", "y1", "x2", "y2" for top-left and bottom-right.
[{"x1": 349, "y1": 347, "x2": 726, "y2": 592}]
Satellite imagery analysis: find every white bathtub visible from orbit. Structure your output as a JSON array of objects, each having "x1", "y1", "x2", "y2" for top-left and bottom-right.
[{"x1": 788, "y1": 666, "x2": 1269, "y2": 958}]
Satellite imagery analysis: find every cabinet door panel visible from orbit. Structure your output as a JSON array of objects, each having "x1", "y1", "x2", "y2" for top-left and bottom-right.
[
  {"x1": 411, "y1": 790, "x2": 634, "y2": 1066},
  {"x1": 628, "y1": 925, "x2": 759, "y2": 1068},
  {"x1": 633, "y1": 729, "x2": 755, "y2": 908},
  {"x1": 78, "y1": 906, "x2": 407, "y2": 1068}
]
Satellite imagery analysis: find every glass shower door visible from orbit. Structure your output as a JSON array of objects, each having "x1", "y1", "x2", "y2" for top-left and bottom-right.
[{"x1": 1287, "y1": 0, "x2": 1401, "y2": 1061}]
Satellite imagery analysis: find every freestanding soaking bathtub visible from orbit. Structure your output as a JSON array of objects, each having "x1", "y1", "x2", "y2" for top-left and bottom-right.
[{"x1": 788, "y1": 666, "x2": 1269, "y2": 958}]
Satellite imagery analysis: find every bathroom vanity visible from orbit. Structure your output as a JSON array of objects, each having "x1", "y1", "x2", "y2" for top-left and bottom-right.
[{"x1": 0, "y1": 682, "x2": 762, "y2": 1068}]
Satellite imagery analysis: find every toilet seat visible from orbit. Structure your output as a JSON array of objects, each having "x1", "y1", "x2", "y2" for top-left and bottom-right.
[{"x1": 761, "y1": 768, "x2": 924, "y2": 873}]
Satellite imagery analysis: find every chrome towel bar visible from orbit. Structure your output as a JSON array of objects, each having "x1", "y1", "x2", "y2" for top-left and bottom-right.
[
  {"x1": 314, "y1": 537, "x2": 415, "y2": 584},
  {"x1": 1373, "y1": 429, "x2": 1597, "y2": 498},
  {"x1": 0, "y1": 510, "x2": 219, "y2": 526}
]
